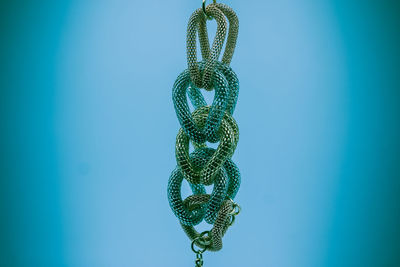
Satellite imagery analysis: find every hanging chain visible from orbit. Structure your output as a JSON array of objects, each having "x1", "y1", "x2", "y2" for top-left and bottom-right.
[
  {"x1": 167, "y1": 1, "x2": 241, "y2": 266},
  {"x1": 195, "y1": 253, "x2": 204, "y2": 267},
  {"x1": 191, "y1": 231, "x2": 209, "y2": 267}
]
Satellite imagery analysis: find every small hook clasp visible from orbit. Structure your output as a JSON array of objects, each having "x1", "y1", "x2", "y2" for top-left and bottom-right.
[{"x1": 202, "y1": 0, "x2": 217, "y2": 20}]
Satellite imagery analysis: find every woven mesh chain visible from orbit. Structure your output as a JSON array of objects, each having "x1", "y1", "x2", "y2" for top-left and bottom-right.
[
  {"x1": 199, "y1": 3, "x2": 239, "y2": 65},
  {"x1": 167, "y1": 1, "x2": 242, "y2": 263},
  {"x1": 187, "y1": 5, "x2": 227, "y2": 90},
  {"x1": 188, "y1": 3, "x2": 239, "y2": 92}
]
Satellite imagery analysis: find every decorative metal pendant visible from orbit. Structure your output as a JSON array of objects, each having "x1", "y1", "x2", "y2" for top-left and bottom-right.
[{"x1": 167, "y1": 1, "x2": 241, "y2": 265}]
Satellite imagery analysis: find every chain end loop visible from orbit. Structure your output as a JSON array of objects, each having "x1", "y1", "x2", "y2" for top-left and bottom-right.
[{"x1": 202, "y1": 0, "x2": 217, "y2": 20}]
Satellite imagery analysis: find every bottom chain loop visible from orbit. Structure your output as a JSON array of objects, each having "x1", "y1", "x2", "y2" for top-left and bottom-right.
[
  {"x1": 183, "y1": 199, "x2": 240, "y2": 251},
  {"x1": 192, "y1": 231, "x2": 209, "y2": 267},
  {"x1": 195, "y1": 252, "x2": 204, "y2": 267},
  {"x1": 195, "y1": 255, "x2": 203, "y2": 267}
]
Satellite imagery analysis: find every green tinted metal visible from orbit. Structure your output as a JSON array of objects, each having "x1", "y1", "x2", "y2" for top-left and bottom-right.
[{"x1": 167, "y1": 2, "x2": 241, "y2": 259}]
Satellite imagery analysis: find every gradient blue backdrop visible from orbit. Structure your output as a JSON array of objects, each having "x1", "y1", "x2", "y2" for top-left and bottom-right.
[{"x1": 1, "y1": 1, "x2": 399, "y2": 266}]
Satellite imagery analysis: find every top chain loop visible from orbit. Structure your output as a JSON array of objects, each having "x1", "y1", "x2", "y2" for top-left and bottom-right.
[
  {"x1": 187, "y1": 5, "x2": 227, "y2": 90},
  {"x1": 202, "y1": 0, "x2": 216, "y2": 20},
  {"x1": 199, "y1": 3, "x2": 239, "y2": 66},
  {"x1": 187, "y1": 3, "x2": 239, "y2": 91}
]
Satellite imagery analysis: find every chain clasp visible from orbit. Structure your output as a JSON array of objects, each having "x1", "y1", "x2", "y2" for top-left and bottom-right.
[{"x1": 202, "y1": 0, "x2": 217, "y2": 20}]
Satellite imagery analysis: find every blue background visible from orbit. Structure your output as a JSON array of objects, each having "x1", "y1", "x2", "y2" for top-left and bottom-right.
[{"x1": 1, "y1": 0, "x2": 399, "y2": 266}]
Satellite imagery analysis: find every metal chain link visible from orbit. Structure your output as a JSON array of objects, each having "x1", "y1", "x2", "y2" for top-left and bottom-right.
[
  {"x1": 188, "y1": 3, "x2": 239, "y2": 91},
  {"x1": 167, "y1": 1, "x2": 241, "y2": 264},
  {"x1": 187, "y1": 5, "x2": 227, "y2": 90},
  {"x1": 199, "y1": 3, "x2": 239, "y2": 66}
]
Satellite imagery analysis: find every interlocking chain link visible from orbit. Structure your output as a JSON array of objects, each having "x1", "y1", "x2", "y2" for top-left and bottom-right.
[
  {"x1": 187, "y1": 3, "x2": 239, "y2": 90},
  {"x1": 200, "y1": 3, "x2": 239, "y2": 66},
  {"x1": 167, "y1": 1, "x2": 241, "y2": 262}
]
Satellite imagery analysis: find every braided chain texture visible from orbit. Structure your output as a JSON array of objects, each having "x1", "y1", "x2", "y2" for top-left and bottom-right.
[
  {"x1": 168, "y1": 2, "x2": 240, "y2": 252},
  {"x1": 187, "y1": 3, "x2": 239, "y2": 90}
]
